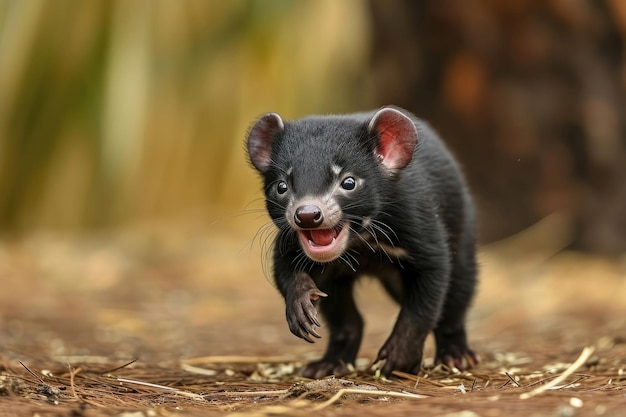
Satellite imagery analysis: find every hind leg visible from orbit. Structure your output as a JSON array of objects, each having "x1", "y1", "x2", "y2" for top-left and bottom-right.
[
  {"x1": 434, "y1": 241, "x2": 479, "y2": 370},
  {"x1": 302, "y1": 276, "x2": 363, "y2": 379}
]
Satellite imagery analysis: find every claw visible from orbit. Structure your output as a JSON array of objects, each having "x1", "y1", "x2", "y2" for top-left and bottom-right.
[
  {"x1": 301, "y1": 320, "x2": 321, "y2": 339},
  {"x1": 306, "y1": 325, "x2": 321, "y2": 339},
  {"x1": 299, "y1": 329, "x2": 315, "y2": 343},
  {"x1": 302, "y1": 359, "x2": 350, "y2": 379},
  {"x1": 304, "y1": 306, "x2": 321, "y2": 327},
  {"x1": 309, "y1": 290, "x2": 328, "y2": 301},
  {"x1": 466, "y1": 351, "x2": 480, "y2": 367},
  {"x1": 374, "y1": 348, "x2": 388, "y2": 364},
  {"x1": 310, "y1": 315, "x2": 321, "y2": 327},
  {"x1": 438, "y1": 350, "x2": 479, "y2": 371}
]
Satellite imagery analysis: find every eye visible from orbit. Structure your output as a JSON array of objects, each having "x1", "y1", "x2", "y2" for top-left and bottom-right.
[
  {"x1": 340, "y1": 177, "x2": 356, "y2": 191},
  {"x1": 276, "y1": 181, "x2": 288, "y2": 195}
]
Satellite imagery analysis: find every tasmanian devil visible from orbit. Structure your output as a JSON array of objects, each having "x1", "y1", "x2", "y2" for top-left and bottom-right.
[{"x1": 246, "y1": 106, "x2": 478, "y2": 378}]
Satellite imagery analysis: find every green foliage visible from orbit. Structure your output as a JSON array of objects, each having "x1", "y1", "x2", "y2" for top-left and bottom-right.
[{"x1": 0, "y1": 0, "x2": 370, "y2": 232}]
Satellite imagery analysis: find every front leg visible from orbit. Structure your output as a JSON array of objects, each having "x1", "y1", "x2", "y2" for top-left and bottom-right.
[
  {"x1": 302, "y1": 276, "x2": 363, "y2": 379},
  {"x1": 376, "y1": 262, "x2": 450, "y2": 377},
  {"x1": 273, "y1": 247, "x2": 328, "y2": 343},
  {"x1": 376, "y1": 310, "x2": 429, "y2": 376},
  {"x1": 285, "y1": 272, "x2": 327, "y2": 343}
]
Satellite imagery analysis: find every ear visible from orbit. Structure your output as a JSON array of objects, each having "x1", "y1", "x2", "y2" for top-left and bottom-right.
[
  {"x1": 368, "y1": 107, "x2": 418, "y2": 173},
  {"x1": 246, "y1": 113, "x2": 284, "y2": 173}
]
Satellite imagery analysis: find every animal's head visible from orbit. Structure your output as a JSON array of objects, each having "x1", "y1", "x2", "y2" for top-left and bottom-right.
[{"x1": 246, "y1": 107, "x2": 418, "y2": 263}]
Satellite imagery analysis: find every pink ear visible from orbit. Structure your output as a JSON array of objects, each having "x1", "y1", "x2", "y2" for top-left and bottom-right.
[
  {"x1": 368, "y1": 107, "x2": 418, "y2": 172},
  {"x1": 247, "y1": 113, "x2": 284, "y2": 173}
]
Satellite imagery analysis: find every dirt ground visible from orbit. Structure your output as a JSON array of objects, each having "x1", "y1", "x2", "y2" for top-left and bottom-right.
[{"x1": 0, "y1": 217, "x2": 625, "y2": 416}]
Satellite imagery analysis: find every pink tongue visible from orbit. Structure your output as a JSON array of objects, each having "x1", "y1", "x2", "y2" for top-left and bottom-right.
[{"x1": 309, "y1": 229, "x2": 336, "y2": 246}]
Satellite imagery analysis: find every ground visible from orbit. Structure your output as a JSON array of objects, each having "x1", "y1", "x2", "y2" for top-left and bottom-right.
[{"x1": 0, "y1": 217, "x2": 625, "y2": 416}]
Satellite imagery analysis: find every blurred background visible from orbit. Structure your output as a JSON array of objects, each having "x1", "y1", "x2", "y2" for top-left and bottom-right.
[
  {"x1": 1, "y1": 2, "x2": 626, "y2": 403},
  {"x1": 1, "y1": 0, "x2": 626, "y2": 255}
]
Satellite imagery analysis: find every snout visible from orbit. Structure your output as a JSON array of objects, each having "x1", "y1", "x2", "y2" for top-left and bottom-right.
[
  {"x1": 294, "y1": 205, "x2": 323, "y2": 229},
  {"x1": 289, "y1": 202, "x2": 350, "y2": 263}
]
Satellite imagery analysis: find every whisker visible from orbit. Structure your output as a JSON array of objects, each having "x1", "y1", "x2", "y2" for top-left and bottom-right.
[
  {"x1": 347, "y1": 222, "x2": 376, "y2": 253},
  {"x1": 291, "y1": 252, "x2": 306, "y2": 271},
  {"x1": 376, "y1": 240, "x2": 396, "y2": 264},
  {"x1": 370, "y1": 218, "x2": 400, "y2": 240},
  {"x1": 369, "y1": 222, "x2": 396, "y2": 246},
  {"x1": 344, "y1": 249, "x2": 360, "y2": 266},
  {"x1": 338, "y1": 252, "x2": 357, "y2": 272}
]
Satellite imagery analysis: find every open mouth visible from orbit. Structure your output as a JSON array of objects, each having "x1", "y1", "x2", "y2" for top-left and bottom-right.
[{"x1": 297, "y1": 222, "x2": 350, "y2": 263}]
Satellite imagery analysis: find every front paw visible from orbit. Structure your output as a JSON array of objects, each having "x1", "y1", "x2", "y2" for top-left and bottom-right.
[
  {"x1": 436, "y1": 346, "x2": 480, "y2": 371},
  {"x1": 375, "y1": 335, "x2": 424, "y2": 377},
  {"x1": 302, "y1": 359, "x2": 351, "y2": 379},
  {"x1": 286, "y1": 287, "x2": 327, "y2": 343}
]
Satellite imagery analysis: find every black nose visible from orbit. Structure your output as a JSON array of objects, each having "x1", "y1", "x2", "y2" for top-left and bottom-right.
[{"x1": 294, "y1": 205, "x2": 323, "y2": 228}]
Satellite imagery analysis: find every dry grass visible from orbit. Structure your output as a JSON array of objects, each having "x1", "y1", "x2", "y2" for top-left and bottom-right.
[
  {"x1": 0, "y1": 221, "x2": 625, "y2": 416},
  {"x1": 2, "y1": 341, "x2": 625, "y2": 417}
]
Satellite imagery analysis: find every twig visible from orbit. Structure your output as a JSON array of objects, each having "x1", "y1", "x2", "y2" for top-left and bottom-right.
[
  {"x1": 180, "y1": 363, "x2": 218, "y2": 376},
  {"x1": 520, "y1": 346, "x2": 595, "y2": 399},
  {"x1": 391, "y1": 370, "x2": 447, "y2": 386},
  {"x1": 100, "y1": 358, "x2": 138, "y2": 374},
  {"x1": 558, "y1": 375, "x2": 589, "y2": 389},
  {"x1": 181, "y1": 355, "x2": 303, "y2": 365},
  {"x1": 117, "y1": 377, "x2": 204, "y2": 399},
  {"x1": 117, "y1": 377, "x2": 289, "y2": 399},
  {"x1": 18, "y1": 361, "x2": 44, "y2": 384},
  {"x1": 497, "y1": 379, "x2": 510, "y2": 389},
  {"x1": 311, "y1": 388, "x2": 428, "y2": 411},
  {"x1": 68, "y1": 365, "x2": 82, "y2": 400},
  {"x1": 505, "y1": 372, "x2": 521, "y2": 387},
  {"x1": 525, "y1": 374, "x2": 560, "y2": 388},
  {"x1": 69, "y1": 366, "x2": 106, "y2": 408},
  {"x1": 211, "y1": 389, "x2": 289, "y2": 397}
]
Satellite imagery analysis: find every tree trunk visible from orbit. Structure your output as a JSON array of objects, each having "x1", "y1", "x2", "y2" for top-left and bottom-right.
[{"x1": 367, "y1": 0, "x2": 626, "y2": 255}]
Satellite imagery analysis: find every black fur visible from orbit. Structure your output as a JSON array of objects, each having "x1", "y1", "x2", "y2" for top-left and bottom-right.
[{"x1": 246, "y1": 107, "x2": 478, "y2": 378}]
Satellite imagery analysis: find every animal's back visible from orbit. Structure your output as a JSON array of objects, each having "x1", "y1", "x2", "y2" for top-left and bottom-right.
[{"x1": 408, "y1": 118, "x2": 475, "y2": 251}]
